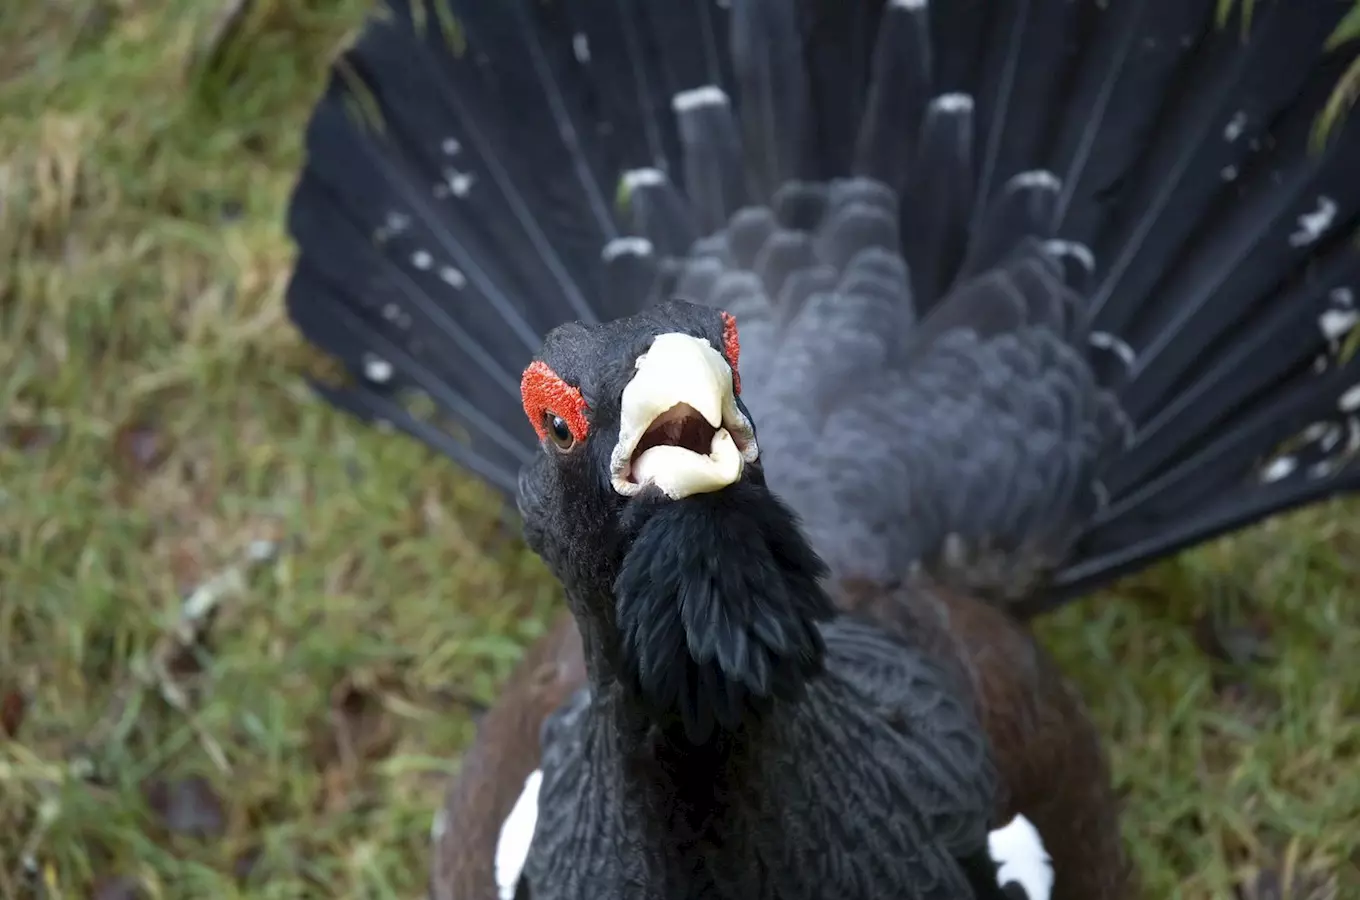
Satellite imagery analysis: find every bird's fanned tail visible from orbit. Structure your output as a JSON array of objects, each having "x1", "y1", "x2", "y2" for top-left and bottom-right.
[{"x1": 286, "y1": 0, "x2": 1360, "y2": 611}]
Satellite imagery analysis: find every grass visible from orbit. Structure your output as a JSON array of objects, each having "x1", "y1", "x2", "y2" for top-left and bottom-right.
[{"x1": 1, "y1": 2, "x2": 1358, "y2": 898}]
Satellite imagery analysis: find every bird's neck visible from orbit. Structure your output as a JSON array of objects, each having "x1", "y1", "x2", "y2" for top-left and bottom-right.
[
  {"x1": 569, "y1": 481, "x2": 836, "y2": 746},
  {"x1": 571, "y1": 605, "x2": 629, "y2": 697}
]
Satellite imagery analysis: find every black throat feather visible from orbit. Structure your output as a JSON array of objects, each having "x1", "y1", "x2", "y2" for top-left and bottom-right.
[{"x1": 613, "y1": 479, "x2": 835, "y2": 745}]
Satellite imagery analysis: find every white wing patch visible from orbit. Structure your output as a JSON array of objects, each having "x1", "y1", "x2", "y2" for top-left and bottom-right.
[
  {"x1": 988, "y1": 814, "x2": 1054, "y2": 900},
  {"x1": 495, "y1": 769, "x2": 543, "y2": 900}
]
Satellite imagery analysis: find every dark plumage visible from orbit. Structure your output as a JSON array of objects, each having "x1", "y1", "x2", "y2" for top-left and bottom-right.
[
  {"x1": 500, "y1": 299, "x2": 1003, "y2": 897},
  {"x1": 614, "y1": 481, "x2": 833, "y2": 743},
  {"x1": 282, "y1": 1, "x2": 1360, "y2": 899}
]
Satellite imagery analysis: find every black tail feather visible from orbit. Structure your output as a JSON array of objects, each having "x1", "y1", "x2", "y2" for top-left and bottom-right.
[
  {"x1": 901, "y1": 93, "x2": 976, "y2": 309},
  {"x1": 1108, "y1": 237, "x2": 1360, "y2": 498},
  {"x1": 1086, "y1": 4, "x2": 1350, "y2": 340},
  {"x1": 852, "y1": 0, "x2": 931, "y2": 191},
  {"x1": 967, "y1": 0, "x2": 1086, "y2": 233},
  {"x1": 1046, "y1": 1, "x2": 1216, "y2": 245},
  {"x1": 310, "y1": 378, "x2": 524, "y2": 496},
  {"x1": 1045, "y1": 463, "x2": 1360, "y2": 607},
  {"x1": 958, "y1": 171, "x2": 1062, "y2": 281},
  {"x1": 730, "y1": 0, "x2": 806, "y2": 200},
  {"x1": 285, "y1": 0, "x2": 1360, "y2": 611},
  {"x1": 674, "y1": 88, "x2": 749, "y2": 235}
]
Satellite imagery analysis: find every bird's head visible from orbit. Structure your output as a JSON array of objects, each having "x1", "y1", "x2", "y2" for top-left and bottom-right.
[{"x1": 517, "y1": 299, "x2": 833, "y2": 743}]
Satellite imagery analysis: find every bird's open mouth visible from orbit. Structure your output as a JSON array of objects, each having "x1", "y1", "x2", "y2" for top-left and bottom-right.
[
  {"x1": 632, "y1": 403, "x2": 720, "y2": 462},
  {"x1": 610, "y1": 332, "x2": 759, "y2": 500}
]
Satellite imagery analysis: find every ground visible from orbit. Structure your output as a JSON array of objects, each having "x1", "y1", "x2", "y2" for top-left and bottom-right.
[{"x1": 1, "y1": 2, "x2": 1358, "y2": 899}]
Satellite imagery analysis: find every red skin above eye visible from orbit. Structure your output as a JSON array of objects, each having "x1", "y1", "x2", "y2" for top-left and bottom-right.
[
  {"x1": 721, "y1": 311, "x2": 742, "y2": 395},
  {"x1": 522, "y1": 360, "x2": 590, "y2": 443}
]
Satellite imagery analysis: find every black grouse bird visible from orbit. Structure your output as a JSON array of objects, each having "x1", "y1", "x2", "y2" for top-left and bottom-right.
[{"x1": 282, "y1": 1, "x2": 1360, "y2": 899}]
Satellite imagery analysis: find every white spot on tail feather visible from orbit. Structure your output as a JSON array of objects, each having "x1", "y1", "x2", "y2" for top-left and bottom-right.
[
  {"x1": 1339, "y1": 383, "x2": 1360, "y2": 413},
  {"x1": 439, "y1": 266, "x2": 467, "y2": 288},
  {"x1": 1303, "y1": 421, "x2": 1332, "y2": 443},
  {"x1": 442, "y1": 137, "x2": 461, "y2": 155},
  {"x1": 1220, "y1": 164, "x2": 1238, "y2": 182},
  {"x1": 1223, "y1": 111, "x2": 1248, "y2": 142},
  {"x1": 573, "y1": 33, "x2": 590, "y2": 62},
  {"x1": 931, "y1": 92, "x2": 974, "y2": 114},
  {"x1": 890, "y1": 0, "x2": 927, "y2": 9},
  {"x1": 1311, "y1": 421, "x2": 1343, "y2": 453},
  {"x1": 375, "y1": 211, "x2": 411, "y2": 242},
  {"x1": 1088, "y1": 479, "x2": 1110, "y2": 511},
  {"x1": 622, "y1": 168, "x2": 666, "y2": 190},
  {"x1": 1320, "y1": 309, "x2": 1358, "y2": 342},
  {"x1": 1290, "y1": 196, "x2": 1337, "y2": 247},
  {"x1": 672, "y1": 86, "x2": 729, "y2": 112},
  {"x1": 1041, "y1": 239, "x2": 1095, "y2": 273},
  {"x1": 496, "y1": 769, "x2": 543, "y2": 900},
  {"x1": 1009, "y1": 170, "x2": 1060, "y2": 191},
  {"x1": 363, "y1": 354, "x2": 393, "y2": 383},
  {"x1": 989, "y1": 814, "x2": 1053, "y2": 900},
  {"x1": 411, "y1": 250, "x2": 433, "y2": 270},
  {"x1": 602, "y1": 237, "x2": 654, "y2": 261},
  {"x1": 1261, "y1": 456, "x2": 1297, "y2": 483},
  {"x1": 445, "y1": 169, "x2": 475, "y2": 197},
  {"x1": 1089, "y1": 331, "x2": 1136, "y2": 367}
]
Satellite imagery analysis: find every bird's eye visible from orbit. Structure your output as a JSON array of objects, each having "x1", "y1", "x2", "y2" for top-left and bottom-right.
[
  {"x1": 521, "y1": 360, "x2": 590, "y2": 450},
  {"x1": 544, "y1": 412, "x2": 576, "y2": 450}
]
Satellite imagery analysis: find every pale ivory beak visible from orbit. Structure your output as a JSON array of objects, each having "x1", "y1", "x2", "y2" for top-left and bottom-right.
[{"x1": 610, "y1": 332, "x2": 759, "y2": 500}]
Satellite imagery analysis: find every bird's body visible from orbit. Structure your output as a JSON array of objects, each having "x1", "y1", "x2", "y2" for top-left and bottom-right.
[
  {"x1": 461, "y1": 582, "x2": 1082, "y2": 900},
  {"x1": 284, "y1": 1, "x2": 1360, "y2": 898},
  {"x1": 491, "y1": 302, "x2": 1031, "y2": 898},
  {"x1": 530, "y1": 616, "x2": 997, "y2": 900}
]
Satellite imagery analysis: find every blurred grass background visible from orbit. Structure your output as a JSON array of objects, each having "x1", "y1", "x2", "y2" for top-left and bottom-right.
[{"x1": 1, "y1": 1, "x2": 1358, "y2": 898}]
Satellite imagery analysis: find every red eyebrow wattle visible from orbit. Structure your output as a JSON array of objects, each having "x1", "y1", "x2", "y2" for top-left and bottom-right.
[
  {"x1": 721, "y1": 311, "x2": 741, "y2": 394},
  {"x1": 521, "y1": 360, "x2": 589, "y2": 442}
]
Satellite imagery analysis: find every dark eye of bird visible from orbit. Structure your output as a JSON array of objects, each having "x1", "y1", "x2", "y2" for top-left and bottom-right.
[{"x1": 545, "y1": 412, "x2": 575, "y2": 450}]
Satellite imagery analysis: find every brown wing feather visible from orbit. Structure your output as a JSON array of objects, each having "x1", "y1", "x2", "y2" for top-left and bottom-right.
[{"x1": 429, "y1": 614, "x2": 585, "y2": 900}]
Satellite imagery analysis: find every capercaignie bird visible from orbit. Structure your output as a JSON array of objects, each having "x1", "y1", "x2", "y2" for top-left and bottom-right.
[{"x1": 282, "y1": 1, "x2": 1360, "y2": 898}]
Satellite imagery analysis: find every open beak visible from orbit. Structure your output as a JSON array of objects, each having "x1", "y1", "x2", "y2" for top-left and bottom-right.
[{"x1": 610, "y1": 332, "x2": 760, "y2": 500}]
